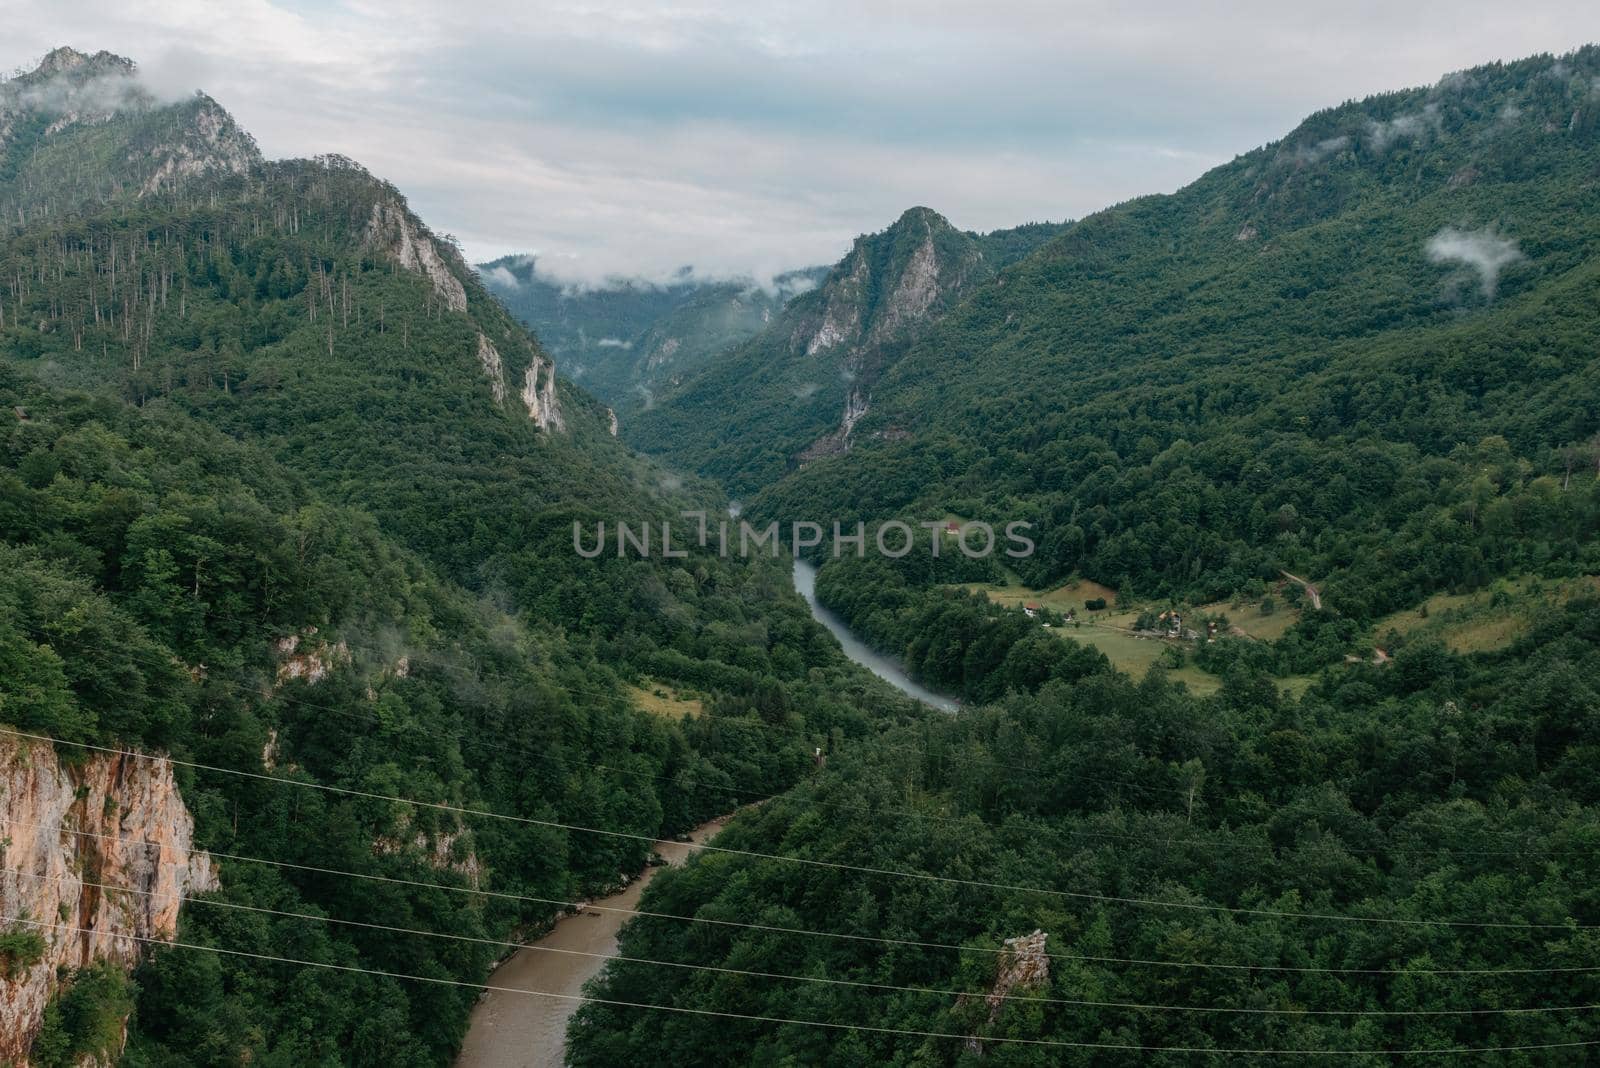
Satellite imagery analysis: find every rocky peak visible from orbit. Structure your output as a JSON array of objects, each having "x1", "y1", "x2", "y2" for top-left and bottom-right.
[
  {"x1": 20, "y1": 46, "x2": 136, "y2": 83},
  {"x1": 3, "y1": 48, "x2": 147, "y2": 125},
  {"x1": 2, "y1": 48, "x2": 261, "y2": 204},
  {"x1": 790, "y1": 205, "x2": 983, "y2": 462},
  {"x1": 795, "y1": 204, "x2": 977, "y2": 363}
]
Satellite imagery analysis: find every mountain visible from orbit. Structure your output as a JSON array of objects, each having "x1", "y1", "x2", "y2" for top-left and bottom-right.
[
  {"x1": 1, "y1": 47, "x2": 258, "y2": 213},
  {"x1": 626, "y1": 209, "x2": 1067, "y2": 495},
  {"x1": 478, "y1": 256, "x2": 824, "y2": 420},
  {"x1": 0, "y1": 47, "x2": 906, "y2": 1065},
  {"x1": 742, "y1": 50, "x2": 1600, "y2": 620},
  {"x1": 563, "y1": 50, "x2": 1600, "y2": 1066}
]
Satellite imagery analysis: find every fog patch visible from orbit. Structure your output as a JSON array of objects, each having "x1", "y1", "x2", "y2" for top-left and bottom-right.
[
  {"x1": 792, "y1": 382, "x2": 821, "y2": 399},
  {"x1": 475, "y1": 252, "x2": 822, "y2": 300},
  {"x1": 481, "y1": 265, "x2": 519, "y2": 289},
  {"x1": 1366, "y1": 104, "x2": 1439, "y2": 152},
  {"x1": 1288, "y1": 135, "x2": 1349, "y2": 165},
  {"x1": 1426, "y1": 227, "x2": 1524, "y2": 298},
  {"x1": 3, "y1": 52, "x2": 204, "y2": 118}
]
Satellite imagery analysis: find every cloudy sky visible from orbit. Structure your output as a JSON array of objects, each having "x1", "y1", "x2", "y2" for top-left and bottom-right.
[{"x1": 6, "y1": 1, "x2": 1600, "y2": 283}]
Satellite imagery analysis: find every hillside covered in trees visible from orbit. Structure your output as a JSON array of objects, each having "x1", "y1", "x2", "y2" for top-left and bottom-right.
[
  {"x1": 4, "y1": 37, "x2": 1600, "y2": 1068},
  {"x1": 627, "y1": 209, "x2": 1068, "y2": 495},
  {"x1": 649, "y1": 52, "x2": 1600, "y2": 623},
  {"x1": 0, "y1": 47, "x2": 913, "y2": 1065},
  {"x1": 570, "y1": 49, "x2": 1600, "y2": 1064}
]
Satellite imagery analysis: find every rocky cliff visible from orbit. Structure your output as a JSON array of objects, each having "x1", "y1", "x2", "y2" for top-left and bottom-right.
[
  {"x1": 625, "y1": 207, "x2": 1063, "y2": 492},
  {"x1": 0, "y1": 734, "x2": 215, "y2": 1064}
]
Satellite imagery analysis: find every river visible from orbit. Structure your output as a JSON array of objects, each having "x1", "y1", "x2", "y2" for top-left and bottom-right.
[
  {"x1": 791, "y1": 559, "x2": 960, "y2": 712},
  {"x1": 454, "y1": 816, "x2": 728, "y2": 1068},
  {"x1": 456, "y1": 560, "x2": 952, "y2": 1066}
]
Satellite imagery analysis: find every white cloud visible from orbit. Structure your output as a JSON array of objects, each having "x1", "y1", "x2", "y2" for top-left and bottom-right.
[
  {"x1": 480, "y1": 264, "x2": 519, "y2": 288},
  {"x1": 1426, "y1": 227, "x2": 1525, "y2": 298},
  {"x1": 1366, "y1": 104, "x2": 1440, "y2": 152},
  {"x1": 595, "y1": 337, "x2": 632, "y2": 348}
]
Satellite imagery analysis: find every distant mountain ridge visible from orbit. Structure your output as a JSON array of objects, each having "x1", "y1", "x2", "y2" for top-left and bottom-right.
[
  {"x1": 625, "y1": 208, "x2": 1068, "y2": 493},
  {"x1": 478, "y1": 256, "x2": 826, "y2": 419}
]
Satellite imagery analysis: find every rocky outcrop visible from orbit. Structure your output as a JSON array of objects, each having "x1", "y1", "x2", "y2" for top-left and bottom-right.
[
  {"x1": 606, "y1": 407, "x2": 619, "y2": 436},
  {"x1": 644, "y1": 336, "x2": 680, "y2": 370},
  {"x1": 1, "y1": 49, "x2": 259, "y2": 198},
  {"x1": 274, "y1": 628, "x2": 351, "y2": 687},
  {"x1": 962, "y1": 929, "x2": 1050, "y2": 1055},
  {"x1": 476, "y1": 333, "x2": 508, "y2": 405},
  {"x1": 0, "y1": 734, "x2": 215, "y2": 1064},
  {"x1": 373, "y1": 820, "x2": 483, "y2": 888},
  {"x1": 797, "y1": 386, "x2": 870, "y2": 464},
  {"x1": 789, "y1": 208, "x2": 982, "y2": 464},
  {"x1": 520, "y1": 355, "x2": 564, "y2": 432},
  {"x1": 869, "y1": 233, "x2": 942, "y2": 340},
  {"x1": 363, "y1": 199, "x2": 469, "y2": 314},
  {"x1": 800, "y1": 254, "x2": 869, "y2": 357},
  {"x1": 137, "y1": 97, "x2": 258, "y2": 196}
]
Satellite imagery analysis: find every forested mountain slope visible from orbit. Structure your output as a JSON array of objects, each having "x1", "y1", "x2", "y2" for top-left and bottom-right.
[
  {"x1": 627, "y1": 209, "x2": 1066, "y2": 495},
  {"x1": 564, "y1": 50, "x2": 1600, "y2": 1064},
  {"x1": 0, "y1": 47, "x2": 911, "y2": 1065},
  {"x1": 479, "y1": 255, "x2": 825, "y2": 420},
  {"x1": 741, "y1": 51, "x2": 1600, "y2": 620}
]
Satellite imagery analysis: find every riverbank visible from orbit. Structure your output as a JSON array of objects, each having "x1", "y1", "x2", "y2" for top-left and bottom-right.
[
  {"x1": 791, "y1": 559, "x2": 959, "y2": 712},
  {"x1": 454, "y1": 815, "x2": 729, "y2": 1068}
]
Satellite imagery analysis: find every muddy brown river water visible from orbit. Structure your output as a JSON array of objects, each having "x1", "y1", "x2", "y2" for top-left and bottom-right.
[{"x1": 453, "y1": 816, "x2": 727, "y2": 1068}]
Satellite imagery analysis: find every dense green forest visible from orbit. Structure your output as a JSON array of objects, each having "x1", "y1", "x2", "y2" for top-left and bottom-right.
[
  {"x1": 647, "y1": 52, "x2": 1600, "y2": 622},
  {"x1": 0, "y1": 48, "x2": 913, "y2": 1065},
  {"x1": 574, "y1": 595, "x2": 1600, "y2": 1063},
  {"x1": 569, "y1": 50, "x2": 1600, "y2": 1064},
  {"x1": 5, "y1": 41, "x2": 1600, "y2": 1067}
]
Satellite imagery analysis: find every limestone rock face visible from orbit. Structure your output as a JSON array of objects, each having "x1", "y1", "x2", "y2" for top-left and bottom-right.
[
  {"x1": 476, "y1": 333, "x2": 509, "y2": 405},
  {"x1": 792, "y1": 207, "x2": 984, "y2": 464},
  {"x1": 0, "y1": 734, "x2": 215, "y2": 1064},
  {"x1": 521, "y1": 355, "x2": 565, "y2": 431},
  {"x1": 363, "y1": 198, "x2": 470, "y2": 314}
]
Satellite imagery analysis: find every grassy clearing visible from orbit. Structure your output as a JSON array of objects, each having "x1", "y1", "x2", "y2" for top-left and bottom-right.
[
  {"x1": 1195, "y1": 597, "x2": 1302, "y2": 641},
  {"x1": 960, "y1": 578, "x2": 1333, "y2": 698},
  {"x1": 962, "y1": 577, "x2": 1121, "y2": 613},
  {"x1": 628, "y1": 679, "x2": 705, "y2": 720},
  {"x1": 1374, "y1": 575, "x2": 1600, "y2": 654},
  {"x1": 1049, "y1": 621, "x2": 1222, "y2": 695}
]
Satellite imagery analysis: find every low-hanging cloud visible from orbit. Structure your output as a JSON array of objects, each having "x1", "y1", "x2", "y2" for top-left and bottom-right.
[
  {"x1": 481, "y1": 264, "x2": 520, "y2": 289},
  {"x1": 1366, "y1": 104, "x2": 1440, "y2": 152},
  {"x1": 4, "y1": 51, "x2": 204, "y2": 119},
  {"x1": 1287, "y1": 134, "x2": 1350, "y2": 165},
  {"x1": 1426, "y1": 227, "x2": 1524, "y2": 298}
]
